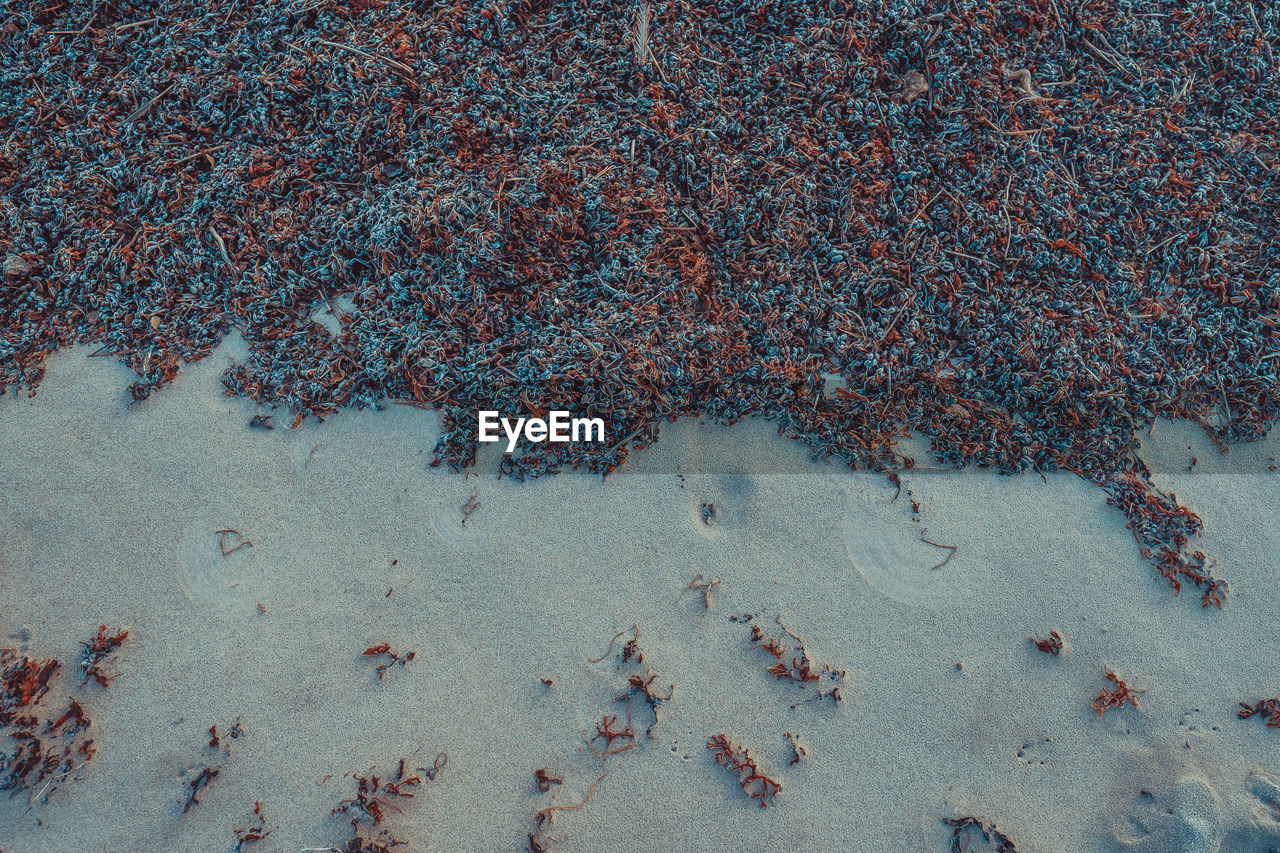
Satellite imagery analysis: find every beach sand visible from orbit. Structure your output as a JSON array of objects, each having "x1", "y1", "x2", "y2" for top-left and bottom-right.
[{"x1": 2, "y1": 340, "x2": 1279, "y2": 852}]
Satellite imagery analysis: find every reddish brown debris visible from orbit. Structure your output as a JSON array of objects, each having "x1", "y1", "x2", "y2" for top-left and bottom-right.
[
  {"x1": 587, "y1": 714, "x2": 636, "y2": 760},
  {"x1": 1, "y1": 649, "x2": 59, "y2": 725},
  {"x1": 362, "y1": 643, "x2": 416, "y2": 680},
  {"x1": 216, "y1": 529, "x2": 253, "y2": 556},
  {"x1": 330, "y1": 756, "x2": 443, "y2": 852},
  {"x1": 528, "y1": 774, "x2": 604, "y2": 853},
  {"x1": 944, "y1": 816, "x2": 1022, "y2": 852},
  {"x1": 80, "y1": 625, "x2": 129, "y2": 688},
  {"x1": 233, "y1": 801, "x2": 271, "y2": 852},
  {"x1": 534, "y1": 768, "x2": 563, "y2": 793},
  {"x1": 1106, "y1": 465, "x2": 1228, "y2": 607},
  {"x1": 1092, "y1": 671, "x2": 1145, "y2": 716},
  {"x1": 707, "y1": 733, "x2": 781, "y2": 808},
  {"x1": 747, "y1": 617, "x2": 845, "y2": 706},
  {"x1": 1030, "y1": 631, "x2": 1064, "y2": 655},
  {"x1": 1238, "y1": 698, "x2": 1280, "y2": 728},
  {"x1": 208, "y1": 720, "x2": 243, "y2": 751},
  {"x1": 617, "y1": 667, "x2": 674, "y2": 739},
  {"x1": 588, "y1": 625, "x2": 643, "y2": 666},
  {"x1": 1, "y1": 649, "x2": 96, "y2": 797},
  {"x1": 184, "y1": 766, "x2": 220, "y2": 813}
]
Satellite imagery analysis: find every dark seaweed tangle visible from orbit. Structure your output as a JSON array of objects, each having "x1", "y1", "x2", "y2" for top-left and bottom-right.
[{"x1": 2, "y1": 1, "x2": 1277, "y2": 605}]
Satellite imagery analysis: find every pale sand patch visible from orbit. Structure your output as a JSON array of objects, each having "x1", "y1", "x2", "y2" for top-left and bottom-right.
[{"x1": 1, "y1": 341, "x2": 1278, "y2": 852}]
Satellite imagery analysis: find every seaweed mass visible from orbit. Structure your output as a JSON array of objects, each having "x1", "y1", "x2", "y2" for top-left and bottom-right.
[{"x1": 3, "y1": 1, "x2": 1277, "y2": 605}]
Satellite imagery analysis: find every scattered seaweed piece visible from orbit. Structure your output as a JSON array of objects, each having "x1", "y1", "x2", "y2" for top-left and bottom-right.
[
  {"x1": 1, "y1": 650, "x2": 96, "y2": 799},
  {"x1": 332, "y1": 769, "x2": 419, "y2": 826},
  {"x1": 234, "y1": 801, "x2": 271, "y2": 851},
  {"x1": 588, "y1": 625, "x2": 643, "y2": 666},
  {"x1": 1238, "y1": 698, "x2": 1280, "y2": 729},
  {"x1": 248, "y1": 414, "x2": 273, "y2": 430},
  {"x1": 1106, "y1": 464, "x2": 1228, "y2": 607},
  {"x1": 528, "y1": 774, "x2": 605, "y2": 853},
  {"x1": 1, "y1": 650, "x2": 59, "y2": 724},
  {"x1": 216, "y1": 529, "x2": 252, "y2": 556},
  {"x1": 208, "y1": 720, "x2": 243, "y2": 751},
  {"x1": 699, "y1": 502, "x2": 716, "y2": 525},
  {"x1": 184, "y1": 766, "x2": 220, "y2": 813},
  {"x1": 80, "y1": 625, "x2": 128, "y2": 687},
  {"x1": 617, "y1": 668, "x2": 674, "y2": 739},
  {"x1": 747, "y1": 618, "x2": 845, "y2": 706},
  {"x1": 362, "y1": 644, "x2": 415, "y2": 680},
  {"x1": 749, "y1": 624, "x2": 787, "y2": 660},
  {"x1": 1093, "y1": 671, "x2": 1145, "y2": 716},
  {"x1": 1030, "y1": 631, "x2": 1064, "y2": 656},
  {"x1": 5, "y1": 699, "x2": 95, "y2": 798},
  {"x1": 184, "y1": 719, "x2": 241, "y2": 812},
  {"x1": 944, "y1": 816, "x2": 1021, "y2": 852},
  {"x1": 676, "y1": 574, "x2": 721, "y2": 611},
  {"x1": 534, "y1": 768, "x2": 563, "y2": 793},
  {"x1": 586, "y1": 714, "x2": 636, "y2": 760},
  {"x1": 421, "y1": 752, "x2": 449, "y2": 782},
  {"x1": 589, "y1": 625, "x2": 672, "y2": 738},
  {"x1": 329, "y1": 756, "x2": 443, "y2": 852},
  {"x1": 461, "y1": 492, "x2": 480, "y2": 524},
  {"x1": 706, "y1": 734, "x2": 781, "y2": 808}
]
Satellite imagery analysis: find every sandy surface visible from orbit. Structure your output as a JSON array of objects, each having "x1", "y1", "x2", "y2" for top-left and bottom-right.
[{"x1": 2, "y1": 341, "x2": 1279, "y2": 852}]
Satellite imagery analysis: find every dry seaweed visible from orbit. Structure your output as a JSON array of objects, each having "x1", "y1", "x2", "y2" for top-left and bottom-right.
[
  {"x1": 328, "y1": 756, "x2": 443, "y2": 853},
  {"x1": 706, "y1": 733, "x2": 781, "y2": 808},
  {"x1": 183, "y1": 766, "x2": 220, "y2": 813},
  {"x1": 216, "y1": 529, "x2": 253, "y2": 556},
  {"x1": 1092, "y1": 671, "x2": 1145, "y2": 716},
  {"x1": 1, "y1": 649, "x2": 96, "y2": 799},
  {"x1": 233, "y1": 801, "x2": 271, "y2": 851},
  {"x1": 362, "y1": 643, "x2": 415, "y2": 680},
  {"x1": 747, "y1": 617, "x2": 845, "y2": 706},
  {"x1": 617, "y1": 668, "x2": 674, "y2": 739},
  {"x1": 944, "y1": 816, "x2": 1021, "y2": 852},
  {"x1": 80, "y1": 625, "x2": 128, "y2": 687},
  {"x1": 527, "y1": 774, "x2": 605, "y2": 853},
  {"x1": 1, "y1": 650, "x2": 59, "y2": 725},
  {"x1": 534, "y1": 768, "x2": 563, "y2": 793},
  {"x1": 1030, "y1": 631, "x2": 1064, "y2": 656},
  {"x1": 586, "y1": 714, "x2": 636, "y2": 761},
  {"x1": 1238, "y1": 698, "x2": 1280, "y2": 728},
  {"x1": 588, "y1": 625, "x2": 643, "y2": 667},
  {"x1": 3, "y1": 2, "x2": 1273, "y2": 608}
]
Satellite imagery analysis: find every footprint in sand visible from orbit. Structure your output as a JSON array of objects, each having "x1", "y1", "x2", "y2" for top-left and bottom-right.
[
  {"x1": 429, "y1": 492, "x2": 489, "y2": 550},
  {"x1": 175, "y1": 510, "x2": 262, "y2": 615},
  {"x1": 1115, "y1": 776, "x2": 1224, "y2": 852},
  {"x1": 843, "y1": 484, "x2": 984, "y2": 609},
  {"x1": 686, "y1": 473, "x2": 753, "y2": 539},
  {"x1": 1015, "y1": 736, "x2": 1055, "y2": 769},
  {"x1": 1237, "y1": 771, "x2": 1280, "y2": 848}
]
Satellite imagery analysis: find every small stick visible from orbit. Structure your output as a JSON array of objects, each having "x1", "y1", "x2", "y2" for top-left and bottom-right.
[
  {"x1": 123, "y1": 83, "x2": 175, "y2": 124},
  {"x1": 115, "y1": 17, "x2": 159, "y2": 30},
  {"x1": 209, "y1": 226, "x2": 234, "y2": 273},
  {"x1": 165, "y1": 144, "x2": 230, "y2": 169},
  {"x1": 217, "y1": 529, "x2": 252, "y2": 556},
  {"x1": 676, "y1": 574, "x2": 721, "y2": 610},
  {"x1": 919, "y1": 530, "x2": 957, "y2": 570}
]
